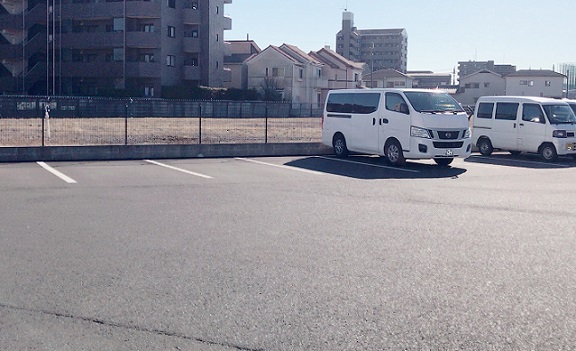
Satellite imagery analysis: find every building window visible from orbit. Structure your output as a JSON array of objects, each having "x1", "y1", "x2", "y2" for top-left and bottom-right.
[
  {"x1": 113, "y1": 17, "x2": 124, "y2": 32},
  {"x1": 138, "y1": 53, "x2": 155, "y2": 62},
  {"x1": 144, "y1": 87, "x2": 154, "y2": 97},
  {"x1": 113, "y1": 48, "x2": 124, "y2": 62},
  {"x1": 299, "y1": 69, "x2": 303, "y2": 80},
  {"x1": 166, "y1": 55, "x2": 175, "y2": 67},
  {"x1": 545, "y1": 80, "x2": 551, "y2": 87},
  {"x1": 141, "y1": 24, "x2": 155, "y2": 32},
  {"x1": 167, "y1": 25, "x2": 175, "y2": 38},
  {"x1": 272, "y1": 67, "x2": 285, "y2": 77},
  {"x1": 167, "y1": 0, "x2": 175, "y2": 8}
]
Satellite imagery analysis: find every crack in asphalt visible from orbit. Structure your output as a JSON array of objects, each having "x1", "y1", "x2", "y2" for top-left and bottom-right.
[{"x1": 0, "y1": 302, "x2": 266, "y2": 351}]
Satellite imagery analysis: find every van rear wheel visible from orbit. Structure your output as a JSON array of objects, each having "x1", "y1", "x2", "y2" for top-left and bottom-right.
[
  {"x1": 477, "y1": 138, "x2": 493, "y2": 156},
  {"x1": 333, "y1": 134, "x2": 349, "y2": 158},
  {"x1": 539, "y1": 143, "x2": 557, "y2": 162},
  {"x1": 384, "y1": 139, "x2": 405, "y2": 166}
]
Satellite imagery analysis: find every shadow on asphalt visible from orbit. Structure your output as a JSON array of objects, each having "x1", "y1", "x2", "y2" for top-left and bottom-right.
[
  {"x1": 285, "y1": 155, "x2": 467, "y2": 180},
  {"x1": 465, "y1": 152, "x2": 576, "y2": 169}
]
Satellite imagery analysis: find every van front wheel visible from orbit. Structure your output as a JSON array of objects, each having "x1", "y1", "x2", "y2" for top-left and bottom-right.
[
  {"x1": 539, "y1": 143, "x2": 557, "y2": 162},
  {"x1": 384, "y1": 140, "x2": 405, "y2": 166},
  {"x1": 333, "y1": 134, "x2": 349, "y2": 158}
]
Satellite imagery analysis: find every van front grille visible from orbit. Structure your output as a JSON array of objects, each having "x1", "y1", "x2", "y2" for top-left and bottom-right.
[
  {"x1": 437, "y1": 131, "x2": 460, "y2": 140},
  {"x1": 433, "y1": 142, "x2": 464, "y2": 149}
]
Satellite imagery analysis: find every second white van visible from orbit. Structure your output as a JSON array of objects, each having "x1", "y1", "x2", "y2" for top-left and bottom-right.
[{"x1": 472, "y1": 96, "x2": 576, "y2": 161}]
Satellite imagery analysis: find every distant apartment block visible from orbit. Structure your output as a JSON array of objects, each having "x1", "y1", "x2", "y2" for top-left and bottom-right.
[
  {"x1": 457, "y1": 60, "x2": 516, "y2": 82},
  {"x1": 0, "y1": 0, "x2": 232, "y2": 96},
  {"x1": 336, "y1": 11, "x2": 407, "y2": 73}
]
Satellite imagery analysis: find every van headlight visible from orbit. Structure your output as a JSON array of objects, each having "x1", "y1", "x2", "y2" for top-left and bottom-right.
[
  {"x1": 411, "y1": 126, "x2": 432, "y2": 139},
  {"x1": 464, "y1": 128, "x2": 471, "y2": 138},
  {"x1": 553, "y1": 130, "x2": 568, "y2": 138}
]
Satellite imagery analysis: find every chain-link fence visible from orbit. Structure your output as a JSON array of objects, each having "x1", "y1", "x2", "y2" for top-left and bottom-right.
[{"x1": 0, "y1": 96, "x2": 324, "y2": 147}]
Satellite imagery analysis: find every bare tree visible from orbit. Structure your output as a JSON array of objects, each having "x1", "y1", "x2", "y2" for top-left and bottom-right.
[{"x1": 259, "y1": 77, "x2": 283, "y2": 101}]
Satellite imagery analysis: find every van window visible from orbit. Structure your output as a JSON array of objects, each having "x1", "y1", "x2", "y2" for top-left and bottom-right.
[
  {"x1": 404, "y1": 91, "x2": 463, "y2": 113},
  {"x1": 522, "y1": 104, "x2": 545, "y2": 124},
  {"x1": 542, "y1": 104, "x2": 576, "y2": 124},
  {"x1": 326, "y1": 93, "x2": 380, "y2": 114},
  {"x1": 495, "y1": 103, "x2": 518, "y2": 120},
  {"x1": 476, "y1": 103, "x2": 494, "y2": 119},
  {"x1": 385, "y1": 93, "x2": 409, "y2": 114}
]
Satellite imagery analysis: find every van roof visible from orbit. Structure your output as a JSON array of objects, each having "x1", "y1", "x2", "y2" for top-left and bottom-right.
[
  {"x1": 327, "y1": 88, "x2": 451, "y2": 94},
  {"x1": 476, "y1": 96, "x2": 568, "y2": 105}
]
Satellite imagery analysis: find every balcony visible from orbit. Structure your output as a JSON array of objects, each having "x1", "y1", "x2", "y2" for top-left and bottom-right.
[
  {"x1": 125, "y1": 1, "x2": 161, "y2": 18},
  {"x1": 182, "y1": 8, "x2": 200, "y2": 24},
  {"x1": 60, "y1": 1, "x2": 160, "y2": 20},
  {"x1": 182, "y1": 37, "x2": 200, "y2": 53},
  {"x1": 125, "y1": 61, "x2": 160, "y2": 78},
  {"x1": 126, "y1": 31, "x2": 160, "y2": 48},
  {"x1": 222, "y1": 15, "x2": 231, "y2": 31},
  {"x1": 59, "y1": 32, "x2": 123, "y2": 49},
  {"x1": 59, "y1": 61, "x2": 123, "y2": 77},
  {"x1": 183, "y1": 65, "x2": 200, "y2": 80},
  {"x1": 60, "y1": 2, "x2": 122, "y2": 20}
]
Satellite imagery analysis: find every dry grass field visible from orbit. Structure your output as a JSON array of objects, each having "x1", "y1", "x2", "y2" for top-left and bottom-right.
[{"x1": 0, "y1": 117, "x2": 323, "y2": 147}]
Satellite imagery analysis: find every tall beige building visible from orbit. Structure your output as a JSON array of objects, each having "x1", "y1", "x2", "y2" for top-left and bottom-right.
[
  {"x1": 336, "y1": 11, "x2": 408, "y2": 73},
  {"x1": 0, "y1": 0, "x2": 232, "y2": 96}
]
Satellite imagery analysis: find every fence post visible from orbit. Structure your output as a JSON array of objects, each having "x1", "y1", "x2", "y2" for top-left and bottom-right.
[
  {"x1": 198, "y1": 103, "x2": 202, "y2": 145},
  {"x1": 40, "y1": 98, "x2": 45, "y2": 146},
  {"x1": 265, "y1": 102, "x2": 268, "y2": 144},
  {"x1": 124, "y1": 98, "x2": 132, "y2": 145}
]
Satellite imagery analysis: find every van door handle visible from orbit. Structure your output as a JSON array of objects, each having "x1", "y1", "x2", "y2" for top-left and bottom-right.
[
  {"x1": 382, "y1": 118, "x2": 389, "y2": 124},
  {"x1": 519, "y1": 123, "x2": 524, "y2": 126},
  {"x1": 372, "y1": 118, "x2": 376, "y2": 125},
  {"x1": 513, "y1": 123, "x2": 516, "y2": 128}
]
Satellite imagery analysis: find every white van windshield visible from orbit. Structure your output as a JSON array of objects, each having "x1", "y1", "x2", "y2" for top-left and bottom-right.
[
  {"x1": 404, "y1": 92, "x2": 464, "y2": 114},
  {"x1": 542, "y1": 104, "x2": 576, "y2": 124}
]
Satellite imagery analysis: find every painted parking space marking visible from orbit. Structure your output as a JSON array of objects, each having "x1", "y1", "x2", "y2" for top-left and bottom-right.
[
  {"x1": 144, "y1": 160, "x2": 213, "y2": 179},
  {"x1": 235, "y1": 157, "x2": 325, "y2": 175},
  {"x1": 315, "y1": 156, "x2": 421, "y2": 173},
  {"x1": 37, "y1": 162, "x2": 77, "y2": 184}
]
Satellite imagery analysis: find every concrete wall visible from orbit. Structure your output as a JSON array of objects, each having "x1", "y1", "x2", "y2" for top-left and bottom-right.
[{"x1": 0, "y1": 143, "x2": 333, "y2": 163}]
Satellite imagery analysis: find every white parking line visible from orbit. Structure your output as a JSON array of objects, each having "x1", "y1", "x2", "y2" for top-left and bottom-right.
[
  {"x1": 235, "y1": 157, "x2": 325, "y2": 175},
  {"x1": 144, "y1": 160, "x2": 213, "y2": 179},
  {"x1": 37, "y1": 162, "x2": 77, "y2": 184},
  {"x1": 315, "y1": 156, "x2": 421, "y2": 173}
]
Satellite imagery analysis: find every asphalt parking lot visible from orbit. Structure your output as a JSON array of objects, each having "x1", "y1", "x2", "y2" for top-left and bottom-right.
[{"x1": 2, "y1": 152, "x2": 576, "y2": 350}]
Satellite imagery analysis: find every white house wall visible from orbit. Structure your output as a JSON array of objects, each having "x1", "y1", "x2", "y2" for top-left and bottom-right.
[
  {"x1": 505, "y1": 76, "x2": 564, "y2": 99},
  {"x1": 453, "y1": 73, "x2": 506, "y2": 105}
]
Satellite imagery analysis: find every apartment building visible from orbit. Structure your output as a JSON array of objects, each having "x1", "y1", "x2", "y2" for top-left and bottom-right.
[
  {"x1": 457, "y1": 60, "x2": 516, "y2": 83},
  {"x1": 0, "y1": 0, "x2": 231, "y2": 96},
  {"x1": 336, "y1": 11, "x2": 408, "y2": 73}
]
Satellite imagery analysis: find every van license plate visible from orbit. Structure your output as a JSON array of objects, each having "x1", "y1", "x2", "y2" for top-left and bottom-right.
[{"x1": 445, "y1": 149, "x2": 454, "y2": 156}]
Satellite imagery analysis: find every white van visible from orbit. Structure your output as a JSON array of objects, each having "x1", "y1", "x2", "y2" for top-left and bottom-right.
[
  {"x1": 472, "y1": 96, "x2": 576, "y2": 161},
  {"x1": 321, "y1": 88, "x2": 472, "y2": 166}
]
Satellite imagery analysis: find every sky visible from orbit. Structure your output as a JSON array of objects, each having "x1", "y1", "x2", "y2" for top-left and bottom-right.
[{"x1": 225, "y1": 0, "x2": 576, "y2": 73}]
